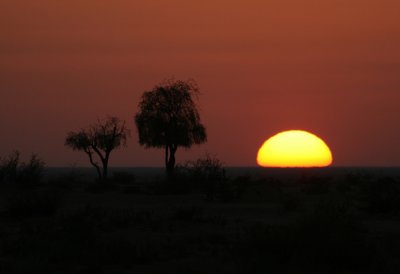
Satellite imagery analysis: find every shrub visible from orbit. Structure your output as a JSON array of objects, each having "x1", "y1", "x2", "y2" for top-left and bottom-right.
[
  {"x1": 0, "y1": 150, "x2": 20, "y2": 183},
  {"x1": 179, "y1": 153, "x2": 226, "y2": 183},
  {"x1": 0, "y1": 151, "x2": 45, "y2": 186},
  {"x1": 18, "y1": 154, "x2": 46, "y2": 186},
  {"x1": 177, "y1": 154, "x2": 236, "y2": 201}
]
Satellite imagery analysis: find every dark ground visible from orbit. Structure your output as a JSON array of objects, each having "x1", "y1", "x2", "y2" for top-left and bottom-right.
[{"x1": 1, "y1": 167, "x2": 400, "y2": 273}]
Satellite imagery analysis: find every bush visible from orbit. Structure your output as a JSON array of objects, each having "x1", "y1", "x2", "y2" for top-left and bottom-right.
[
  {"x1": 177, "y1": 154, "x2": 236, "y2": 200},
  {"x1": 18, "y1": 154, "x2": 46, "y2": 185},
  {"x1": 178, "y1": 154, "x2": 226, "y2": 183},
  {"x1": 0, "y1": 150, "x2": 20, "y2": 183},
  {"x1": 0, "y1": 151, "x2": 45, "y2": 186}
]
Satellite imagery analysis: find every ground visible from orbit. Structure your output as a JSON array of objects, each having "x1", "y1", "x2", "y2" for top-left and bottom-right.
[{"x1": 0, "y1": 168, "x2": 400, "y2": 273}]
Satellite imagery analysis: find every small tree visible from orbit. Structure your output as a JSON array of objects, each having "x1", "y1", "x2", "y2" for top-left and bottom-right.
[
  {"x1": 65, "y1": 116, "x2": 129, "y2": 180},
  {"x1": 19, "y1": 153, "x2": 46, "y2": 185},
  {"x1": 135, "y1": 79, "x2": 207, "y2": 179}
]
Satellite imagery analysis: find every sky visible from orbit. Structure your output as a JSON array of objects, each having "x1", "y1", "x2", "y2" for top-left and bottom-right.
[{"x1": 1, "y1": 0, "x2": 400, "y2": 167}]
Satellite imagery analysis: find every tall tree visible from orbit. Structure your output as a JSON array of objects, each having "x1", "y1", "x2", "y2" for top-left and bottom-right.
[
  {"x1": 65, "y1": 117, "x2": 129, "y2": 180},
  {"x1": 135, "y1": 79, "x2": 207, "y2": 179}
]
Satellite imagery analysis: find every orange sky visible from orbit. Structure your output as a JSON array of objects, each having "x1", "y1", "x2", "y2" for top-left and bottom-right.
[{"x1": 1, "y1": 0, "x2": 400, "y2": 166}]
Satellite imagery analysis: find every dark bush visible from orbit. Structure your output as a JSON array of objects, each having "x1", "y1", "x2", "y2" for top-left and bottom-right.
[
  {"x1": 176, "y1": 154, "x2": 246, "y2": 202},
  {"x1": 0, "y1": 150, "x2": 20, "y2": 183},
  {"x1": 0, "y1": 151, "x2": 45, "y2": 186},
  {"x1": 171, "y1": 154, "x2": 228, "y2": 197},
  {"x1": 178, "y1": 154, "x2": 226, "y2": 183},
  {"x1": 18, "y1": 154, "x2": 46, "y2": 186}
]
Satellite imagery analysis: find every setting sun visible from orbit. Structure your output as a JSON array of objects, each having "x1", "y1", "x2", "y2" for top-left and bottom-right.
[{"x1": 257, "y1": 130, "x2": 333, "y2": 167}]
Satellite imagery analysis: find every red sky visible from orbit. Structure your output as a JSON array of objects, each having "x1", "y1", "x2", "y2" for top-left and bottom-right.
[{"x1": 1, "y1": 0, "x2": 400, "y2": 167}]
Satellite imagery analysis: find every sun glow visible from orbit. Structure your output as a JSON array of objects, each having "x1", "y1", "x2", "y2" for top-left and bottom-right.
[{"x1": 257, "y1": 130, "x2": 333, "y2": 167}]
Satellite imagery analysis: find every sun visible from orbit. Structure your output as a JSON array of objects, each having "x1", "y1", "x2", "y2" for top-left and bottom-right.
[{"x1": 257, "y1": 130, "x2": 333, "y2": 167}]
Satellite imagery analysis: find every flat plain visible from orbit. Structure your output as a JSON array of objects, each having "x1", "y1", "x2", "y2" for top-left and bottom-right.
[{"x1": 1, "y1": 167, "x2": 400, "y2": 273}]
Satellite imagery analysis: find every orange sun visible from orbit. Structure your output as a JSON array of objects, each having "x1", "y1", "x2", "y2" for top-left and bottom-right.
[{"x1": 257, "y1": 130, "x2": 333, "y2": 167}]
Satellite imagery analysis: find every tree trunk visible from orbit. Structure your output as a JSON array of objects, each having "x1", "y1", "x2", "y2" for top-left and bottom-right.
[
  {"x1": 91, "y1": 146, "x2": 110, "y2": 182},
  {"x1": 86, "y1": 151, "x2": 102, "y2": 180},
  {"x1": 165, "y1": 145, "x2": 169, "y2": 169},
  {"x1": 94, "y1": 165, "x2": 102, "y2": 180},
  {"x1": 166, "y1": 145, "x2": 177, "y2": 181},
  {"x1": 102, "y1": 159, "x2": 108, "y2": 180}
]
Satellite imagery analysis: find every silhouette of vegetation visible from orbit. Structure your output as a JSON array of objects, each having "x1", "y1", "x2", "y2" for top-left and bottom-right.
[
  {"x1": 172, "y1": 154, "x2": 225, "y2": 194},
  {"x1": 135, "y1": 79, "x2": 207, "y2": 179},
  {"x1": 173, "y1": 154, "x2": 248, "y2": 201},
  {"x1": 0, "y1": 150, "x2": 20, "y2": 183},
  {"x1": 177, "y1": 154, "x2": 238, "y2": 201},
  {"x1": 65, "y1": 116, "x2": 129, "y2": 180},
  {"x1": 0, "y1": 150, "x2": 45, "y2": 186},
  {"x1": 178, "y1": 154, "x2": 226, "y2": 183}
]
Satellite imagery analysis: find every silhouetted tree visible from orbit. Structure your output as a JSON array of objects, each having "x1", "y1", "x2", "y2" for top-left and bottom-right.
[
  {"x1": 65, "y1": 117, "x2": 129, "y2": 180},
  {"x1": 135, "y1": 79, "x2": 207, "y2": 179}
]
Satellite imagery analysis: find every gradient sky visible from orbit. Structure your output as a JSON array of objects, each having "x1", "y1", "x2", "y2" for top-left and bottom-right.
[{"x1": 1, "y1": 0, "x2": 400, "y2": 167}]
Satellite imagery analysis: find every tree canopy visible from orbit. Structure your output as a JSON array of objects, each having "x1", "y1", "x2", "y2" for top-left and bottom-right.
[
  {"x1": 65, "y1": 116, "x2": 129, "y2": 180},
  {"x1": 135, "y1": 79, "x2": 207, "y2": 177}
]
